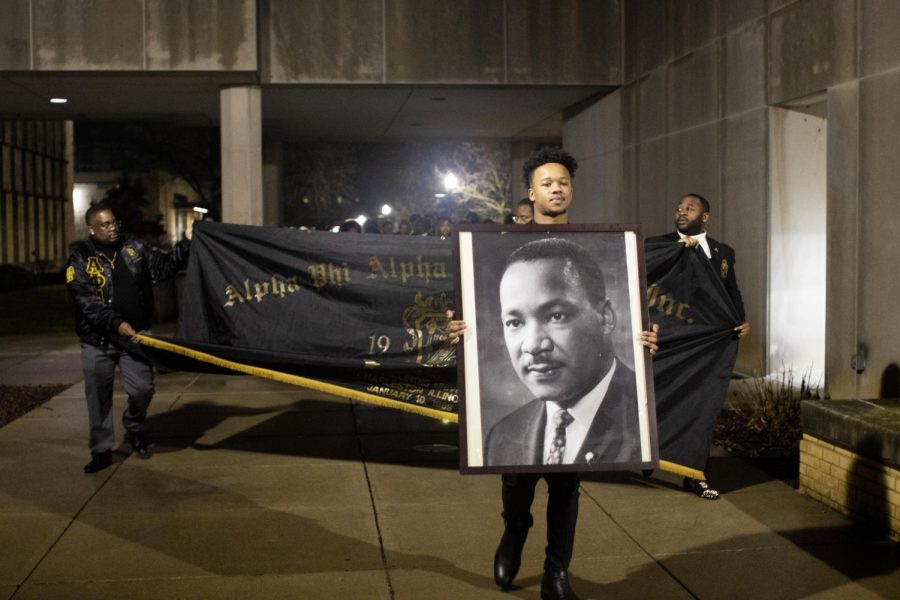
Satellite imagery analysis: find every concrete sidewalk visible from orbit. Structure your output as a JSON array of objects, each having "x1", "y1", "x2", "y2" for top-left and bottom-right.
[{"x1": 0, "y1": 335, "x2": 898, "y2": 599}]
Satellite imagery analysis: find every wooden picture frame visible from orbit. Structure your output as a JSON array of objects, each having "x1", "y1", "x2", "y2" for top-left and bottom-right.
[{"x1": 454, "y1": 224, "x2": 658, "y2": 474}]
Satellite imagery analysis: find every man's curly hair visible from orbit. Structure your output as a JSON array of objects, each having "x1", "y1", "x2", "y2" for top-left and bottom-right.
[{"x1": 522, "y1": 147, "x2": 578, "y2": 189}]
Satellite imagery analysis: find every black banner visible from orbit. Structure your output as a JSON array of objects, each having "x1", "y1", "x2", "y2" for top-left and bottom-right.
[
  {"x1": 157, "y1": 221, "x2": 459, "y2": 416},
  {"x1": 644, "y1": 239, "x2": 741, "y2": 475},
  {"x1": 145, "y1": 223, "x2": 739, "y2": 476}
]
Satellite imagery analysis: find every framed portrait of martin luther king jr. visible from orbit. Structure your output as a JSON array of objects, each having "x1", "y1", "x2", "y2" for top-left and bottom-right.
[{"x1": 453, "y1": 224, "x2": 658, "y2": 474}]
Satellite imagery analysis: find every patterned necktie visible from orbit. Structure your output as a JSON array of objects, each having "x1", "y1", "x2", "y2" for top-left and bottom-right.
[{"x1": 545, "y1": 409, "x2": 574, "y2": 465}]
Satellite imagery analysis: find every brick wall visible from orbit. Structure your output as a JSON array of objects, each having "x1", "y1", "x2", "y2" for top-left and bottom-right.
[{"x1": 800, "y1": 434, "x2": 900, "y2": 541}]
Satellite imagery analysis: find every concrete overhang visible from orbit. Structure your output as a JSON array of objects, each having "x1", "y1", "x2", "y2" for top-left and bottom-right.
[{"x1": 0, "y1": 72, "x2": 613, "y2": 140}]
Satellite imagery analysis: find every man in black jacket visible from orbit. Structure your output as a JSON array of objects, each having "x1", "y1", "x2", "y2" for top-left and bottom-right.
[
  {"x1": 66, "y1": 203, "x2": 191, "y2": 473},
  {"x1": 647, "y1": 192, "x2": 749, "y2": 499},
  {"x1": 654, "y1": 194, "x2": 748, "y2": 325}
]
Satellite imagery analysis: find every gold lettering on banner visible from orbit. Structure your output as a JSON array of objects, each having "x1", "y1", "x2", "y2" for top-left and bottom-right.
[
  {"x1": 368, "y1": 255, "x2": 448, "y2": 284},
  {"x1": 253, "y1": 281, "x2": 270, "y2": 303},
  {"x1": 647, "y1": 283, "x2": 694, "y2": 324},
  {"x1": 368, "y1": 335, "x2": 391, "y2": 355},
  {"x1": 309, "y1": 262, "x2": 351, "y2": 289},
  {"x1": 402, "y1": 292, "x2": 455, "y2": 365},
  {"x1": 356, "y1": 371, "x2": 459, "y2": 412},
  {"x1": 224, "y1": 275, "x2": 301, "y2": 308},
  {"x1": 224, "y1": 284, "x2": 245, "y2": 307},
  {"x1": 363, "y1": 383, "x2": 459, "y2": 412}
]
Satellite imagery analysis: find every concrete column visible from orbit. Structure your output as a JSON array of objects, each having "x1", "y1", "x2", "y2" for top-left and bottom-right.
[
  {"x1": 220, "y1": 86, "x2": 263, "y2": 225},
  {"x1": 825, "y1": 82, "x2": 860, "y2": 399}
]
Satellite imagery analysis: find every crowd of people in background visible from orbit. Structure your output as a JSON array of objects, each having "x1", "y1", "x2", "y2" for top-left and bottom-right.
[{"x1": 336, "y1": 198, "x2": 535, "y2": 237}]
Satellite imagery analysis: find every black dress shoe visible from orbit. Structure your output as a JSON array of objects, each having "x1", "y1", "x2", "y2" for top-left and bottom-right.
[
  {"x1": 541, "y1": 569, "x2": 580, "y2": 600},
  {"x1": 493, "y1": 526, "x2": 528, "y2": 589},
  {"x1": 83, "y1": 450, "x2": 113, "y2": 474},
  {"x1": 128, "y1": 431, "x2": 149, "y2": 457}
]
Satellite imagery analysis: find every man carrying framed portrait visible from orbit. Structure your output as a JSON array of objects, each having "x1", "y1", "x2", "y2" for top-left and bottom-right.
[{"x1": 447, "y1": 148, "x2": 659, "y2": 600}]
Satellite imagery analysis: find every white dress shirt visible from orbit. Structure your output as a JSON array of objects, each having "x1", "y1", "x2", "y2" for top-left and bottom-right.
[
  {"x1": 543, "y1": 359, "x2": 617, "y2": 464},
  {"x1": 676, "y1": 230, "x2": 711, "y2": 259}
]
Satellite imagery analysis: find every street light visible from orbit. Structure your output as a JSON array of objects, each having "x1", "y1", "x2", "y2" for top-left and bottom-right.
[
  {"x1": 443, "y1": 172, "x2": 459, "y2": 192},
  {"x1": 381, "y1": 204, "x2": 392, "y2": 216},
  {"x1": 355, "y1": 214, "x2": 368, "y2": 225}
]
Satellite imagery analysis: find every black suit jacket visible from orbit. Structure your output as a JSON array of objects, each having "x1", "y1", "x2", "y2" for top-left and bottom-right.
[
  {"x1": 648, "y1": 231, "x2": 745, "y2": 321},
  {"x1": 484, "y1": 362, "x2": 641, "y2": 467}
]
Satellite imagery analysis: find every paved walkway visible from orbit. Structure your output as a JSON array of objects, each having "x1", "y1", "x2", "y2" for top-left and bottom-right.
[{"x1": 0, "y1": 334, "x2": 898, "y2": 599}]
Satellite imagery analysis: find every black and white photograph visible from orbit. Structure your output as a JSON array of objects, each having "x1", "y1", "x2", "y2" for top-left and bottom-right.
[{"x1": 455, "y1": 225, "x2": 657, "y2": 473}]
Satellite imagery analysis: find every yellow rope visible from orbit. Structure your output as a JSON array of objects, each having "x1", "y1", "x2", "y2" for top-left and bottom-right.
[
  {"x1": 135, "y1": 336, "x2": 706, "y2": 476},
  {"x1": 135, "y1": 334, "x2": 459, "y2": 424},
  {"x1": 659, "y1": 459, "x2": 706, "y2": 480}
]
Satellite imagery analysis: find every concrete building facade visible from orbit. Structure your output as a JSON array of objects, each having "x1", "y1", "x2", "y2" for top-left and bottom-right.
[{"x1": 563, "y1": 1, "x2": 899, "y2": 398}]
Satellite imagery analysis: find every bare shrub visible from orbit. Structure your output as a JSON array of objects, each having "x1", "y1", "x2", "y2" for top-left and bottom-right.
[{"x1": 714, "y1": 368, "x2": 820, "y2": 457}]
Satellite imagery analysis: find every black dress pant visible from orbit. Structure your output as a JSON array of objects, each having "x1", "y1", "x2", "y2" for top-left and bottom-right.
[{"x1": 501, "y1": 472, "x2": 580, "y2": 571}]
